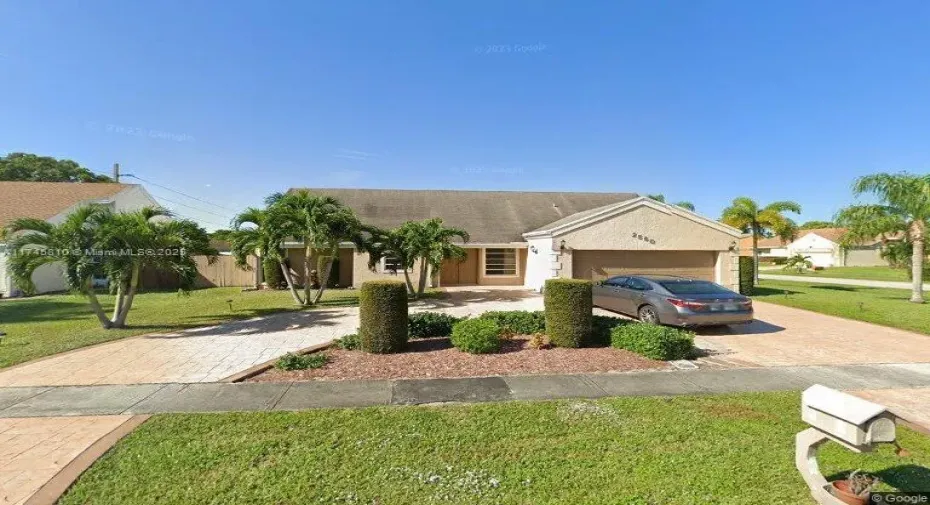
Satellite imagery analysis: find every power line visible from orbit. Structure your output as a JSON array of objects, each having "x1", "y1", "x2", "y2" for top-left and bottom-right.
[
  {"x1": 151, "y1": 193, "x2": 233, "y2": 221},
  {"x1": 122, "y1": 173, "x2": 238, "y2": 212}
]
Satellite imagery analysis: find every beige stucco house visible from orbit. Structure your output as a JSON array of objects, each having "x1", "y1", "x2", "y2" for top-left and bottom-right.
[
  {"x1": 0, "y1": 181, "x2": 159, "y2": 296},
  {"x1": 284, "y1": 188, "x2": 743, "y2": 291},
  {"x1": 738, "y1": 227, "x2": 887, "y2": 268}
]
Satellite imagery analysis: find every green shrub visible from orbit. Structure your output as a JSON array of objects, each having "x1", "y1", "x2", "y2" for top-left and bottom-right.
[
  {"x1": 609, "y1": 324, "x2": 695, "y2": 360},
  {"x1": 334, "y1": 333, "x2": 360, "y2": 350},
  {"x1": 739, "y1": 256, "x2": 755, "y2": 295},
  {"x1": 543, "y1": 279, "x2": 592, "y2": 348},
  {"x1": 274, "y1": 352, "x2": 329, "y2": 371},
  {"x1": 450, "y1": 318, "x2": 502, "y2": 354},
  {"x1": 587, "y1": 315, "x2": 630, "y2": 347},
  {"x1": 263, "y1": 257, "x2": 284, "y2": 289},
  {"x1": 359, "y1": 280, "x2": 408, "y2": 353},
  {"x1": 478, "y1": 310, "x2": 546, "y2": 335},
  {"x1": 408, "y1": 312, "x2": 462, "y2": 338}
]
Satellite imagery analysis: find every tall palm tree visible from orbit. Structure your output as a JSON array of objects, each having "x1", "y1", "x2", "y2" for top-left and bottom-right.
[
  {"x1": 404, "y1": 218, "x2": 469, "y2": 296},
  {"x1": 836, "y1": 172, "x2": 930, "y2": 303},
  {"x1": 229, "y1": 206, "x2": 288, "y2": 293},
  {"x1": 721, "y1": 197, "x2": 802, "y2": 283},
  {"x1": 96, "y1": 207, "x2": 217, "y2": 327},
  {"x1": 266, "y1": 190, "x2": 367, "y2": 305},
  {"x1": 647, "y1": 194, "x2": 695, "y2": 211},
  {"x1": 365, "y1": 226, "x2": 418, "y2": 295},
  {"x1": 6, "y1": 205, "x2": 114, "y2": 327}
]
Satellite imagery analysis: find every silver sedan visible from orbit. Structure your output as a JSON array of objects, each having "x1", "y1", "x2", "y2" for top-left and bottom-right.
[{"x1": 592, "y1": 274, "x2": 754, "y2": 327}]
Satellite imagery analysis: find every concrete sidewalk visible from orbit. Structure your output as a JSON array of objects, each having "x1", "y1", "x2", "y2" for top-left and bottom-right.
[
  {"x1": 3, "y1": 364, "x2": 930, "y2": 425},
  {"x1": 760, "y1": 273, "x2": 928, "y2": 290}
]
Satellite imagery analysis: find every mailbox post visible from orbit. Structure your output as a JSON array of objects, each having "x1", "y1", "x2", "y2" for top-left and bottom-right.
[{"x1": 796, "y1": 385, "x2": 897, "y2": 505}]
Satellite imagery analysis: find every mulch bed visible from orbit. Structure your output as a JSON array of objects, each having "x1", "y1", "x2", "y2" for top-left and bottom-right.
[{"x1": 249, "y1": 336, "x2": 669, "y2": 382}]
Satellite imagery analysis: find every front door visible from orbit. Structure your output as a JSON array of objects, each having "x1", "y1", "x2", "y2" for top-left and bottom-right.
[{"x1": 439, "y1": 249, "x2": 478, "y2": 286}]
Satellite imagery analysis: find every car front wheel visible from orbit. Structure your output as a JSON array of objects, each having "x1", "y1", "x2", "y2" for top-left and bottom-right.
[{"x1": 638, "y1": 305, "x2": 660, "y2": 324}]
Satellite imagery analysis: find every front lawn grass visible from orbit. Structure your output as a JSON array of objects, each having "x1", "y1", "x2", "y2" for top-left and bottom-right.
[
  {"x1": 765, "y1": 266, "x2": 909, "y2": 282},
  {"x1": 0, "y1": 287, "x2": 405, "y2": 369},
  {"x1": 755, "y1": 280, "x2": 930, "y2": 334},
  {"x1": 60, "y1": 392, "x2": 930, "y2": 505}
]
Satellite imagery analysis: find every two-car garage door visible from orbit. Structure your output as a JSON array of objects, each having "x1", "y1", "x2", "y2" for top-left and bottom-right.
[{"x1": 572, "y1": 251, "x2": 716, "y2": 282}]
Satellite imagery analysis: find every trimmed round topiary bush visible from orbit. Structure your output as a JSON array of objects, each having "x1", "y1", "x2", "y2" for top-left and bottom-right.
[
  {"x1": 450, "y1": 318, "x2": 502, "y2": 354},
  {"x1": 408, "y1": 311, "x2": 462, "y2": 338},
  {"x1": 543, "y1": 278, "x2": 592, "y2": 348},
  {"x1": 359, "y1": 280, "x2": 409, "y2": 353},
  {"x1": 478, "y1": 310, "x2": 546, "y2": 335},
  {"x1": 587, "y1": 315, "x2": 630, "y2": 347},
  {"x1": 609, "y1": 323, "x2": 695, "y2": 360}
]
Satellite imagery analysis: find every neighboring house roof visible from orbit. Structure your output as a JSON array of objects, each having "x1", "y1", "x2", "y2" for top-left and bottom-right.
[
  {"x1": 739, "y1": 235, "x2": 788, "y2": 251},
  {"x1": 0, "y1": 181, "x2": 134, "y2": 228},
  {"x1": 288, "y1": 188, "x2": 638, "y2": 243},
  {"x1": 798, "y1": 227, "x2": 848, "y2": 244}
]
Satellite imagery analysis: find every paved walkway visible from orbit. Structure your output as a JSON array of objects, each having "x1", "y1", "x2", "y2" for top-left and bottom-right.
[
  {"x1": 0, "y1": 289, "x2": 547, "y2": 388},
  {"x1": 2, "y1": 364, "x2": 930, "y2": 418},
  {"x1": 0, "y1": 415, "x2": 131, "y2": 505},
  {"x1": 760, "y1": 273, "x2": 927, "y2": 290}
]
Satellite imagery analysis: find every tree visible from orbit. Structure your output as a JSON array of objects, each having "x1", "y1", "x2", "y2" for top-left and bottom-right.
[
  {"x1": 799, "y1": 220, "x2": 836, "y2": 230},
  {"x1": 0, "y1": 152, "x2": 112, "y2": 182},
  {"x1": 266, "y1": 190, "x2": 367, "y2": 305},
  {"x1": 836, "y1": 172, "x2": 930, "y2": 303},
  {"x1": 783, "y1": 253, "x2": 813, "y2": 273},
  {"x1": 97, "y1": 208, "x2": 218, "y2": 327},
  {"x1": 721, "y1": 197, "x2": 802, "y2": 282},
  {"x1": 229, "y1": 206, "x2": 286, "y2": 293},
  {"x1": 6, "y1": 206, "x2": 216, "y2": 328},
  {"x1": 366, "y1": 219, "x2": 469, "y2": 297},
  {"x1": 647, "y1": 194, "x2": 695, "y2": 211},
  {"x1": 6, "y1": 206, "x2": 114, "y2": 327}
]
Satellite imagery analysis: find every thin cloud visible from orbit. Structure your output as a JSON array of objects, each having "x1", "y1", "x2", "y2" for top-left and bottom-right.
[{"x1": 333, "y1": 148, "x2": 379, "y2": 160}]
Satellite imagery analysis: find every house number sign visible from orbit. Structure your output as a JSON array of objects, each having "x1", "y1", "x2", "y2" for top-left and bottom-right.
[{"x1": 632, "y1": 232, "x2": 656, "y2": 245}]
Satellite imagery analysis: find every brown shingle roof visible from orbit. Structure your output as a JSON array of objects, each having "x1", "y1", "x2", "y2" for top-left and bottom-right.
[
  {"x1": 799, "y1": 227, "x2": 848, "y2": 243},
  {"x1": 0, "y1": 181, "x2": 132, "y2": 227},
  {"x1": 289, "y1": 188, "x2": 638, "y2": 243}
]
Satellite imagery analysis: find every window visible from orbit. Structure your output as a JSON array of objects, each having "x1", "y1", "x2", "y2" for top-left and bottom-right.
[
  {"x1": 604, "y1": 276, "x2": 628, "y2": 287},
  {"x1": 658, "y1": 280, "x2": 730, "y2": 295},
  {"x1": 626, "y1": 278, "x2": 651, "y2": 291},
  {"x1": 484, "y1": 248, "x2": 518, "y2": 276},
  {"x1": 381, "y1": 255, "x2": 402, "y2": 273}
]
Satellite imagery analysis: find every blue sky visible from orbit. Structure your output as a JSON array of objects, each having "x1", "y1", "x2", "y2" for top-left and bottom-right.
[{"x1": 2, "y1": 1, "x2": 929, "y2": 231}]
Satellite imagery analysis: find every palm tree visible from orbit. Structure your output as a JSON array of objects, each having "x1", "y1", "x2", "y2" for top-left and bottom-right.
[
  {"x1": 6, "y1": 205, "x2": 114, "y2": 327},
  {"x1": 96, "y1": 207, "x2": 217, "y2": 327},
  {"x1": 721, "y1": 197, "x2": 802, "y2": 283},
  {"x1": 266, "y1": 190, "x2": 367, "y2": 305},
  {"x1": 647, "y1": 194, "x2": 695, "y2": 211},
  {"x1": 229, "y1": 206, "x2": 288, "y2": 292},
  {"x1": 365, "y1": 226, "x2": 418, "y2": 295},
  {"x1": 6, "y1": 206, "x2": 216, "y2": 328},
  {"x1": 783, "y1": 253, "x2": 813, "y2": 274},
  {"x1": 836, "y1": 172, "x2": 930, "y2": 303}
]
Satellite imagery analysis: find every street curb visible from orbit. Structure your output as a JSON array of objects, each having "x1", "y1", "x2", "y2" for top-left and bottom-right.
[
  {"x1": 221, "y1": 342, "x2": 334, "y2": 383},
  {"x1": 24, "y1": 415, "x2": 151, "y2": 505}
]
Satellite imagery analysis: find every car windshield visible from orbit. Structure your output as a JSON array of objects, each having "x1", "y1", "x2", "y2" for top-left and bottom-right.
[{"x1": 658, "y1": 280, "x2": 732, "y2": 295}]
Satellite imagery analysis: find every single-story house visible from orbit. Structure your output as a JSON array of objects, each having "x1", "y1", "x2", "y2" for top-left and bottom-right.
[
  {"x1": 739, "y1": 227, "x2": 886, "y2": 268},
  {"x1": 0, "y1": 181, "x2": 159, "y2": 296},
  {"x1": 284, "y1": 188, "x2": 744, "y2": 291}
]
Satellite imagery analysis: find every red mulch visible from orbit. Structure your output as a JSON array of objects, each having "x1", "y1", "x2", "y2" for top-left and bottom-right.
[{"x1": 249, "y1": 337, "x2": 669, "y2": 382}]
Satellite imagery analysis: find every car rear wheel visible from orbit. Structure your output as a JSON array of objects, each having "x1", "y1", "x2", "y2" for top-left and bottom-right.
[{"x1": 637, "y1": 304, "x2": 660, "y2": 324}]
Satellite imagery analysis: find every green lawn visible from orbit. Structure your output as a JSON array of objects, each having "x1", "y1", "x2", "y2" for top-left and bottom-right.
[
  {"x1": 755, "y1": 280, "x2": 930, "y2": 334},
  {"x1": 765, "y1": 266, "x2": 909, "y2": 282},
  {"x1": 60, "y1": 392, "x2": 930, "y2": 505},
  {"x1": 0, "y1": 287, "x2": 371, "y2": 369}
]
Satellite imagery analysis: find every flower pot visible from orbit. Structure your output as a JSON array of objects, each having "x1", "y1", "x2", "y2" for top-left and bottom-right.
[{"x1": 830, "y1": 480, "x2": 870, "y2": 505}]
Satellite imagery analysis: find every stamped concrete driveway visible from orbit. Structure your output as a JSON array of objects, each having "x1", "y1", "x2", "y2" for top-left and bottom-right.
[
  {"x1": 695, "y1": 301, "x2": 930, "y2": 366},
  {"x1": 0, "y1": 288, "x2": 547, "y2": 388}
]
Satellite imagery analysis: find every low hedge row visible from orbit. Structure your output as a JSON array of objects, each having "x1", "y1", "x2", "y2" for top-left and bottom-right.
[
  {"x1": 609, "y1": 324, "x2": 695, "y2": 360},
  {"x1": 408, "y1": 312, "x2": 461, "y2": 338},
  {"x1": 478, "y1": 310, "x2": 546, "y2": 335}
]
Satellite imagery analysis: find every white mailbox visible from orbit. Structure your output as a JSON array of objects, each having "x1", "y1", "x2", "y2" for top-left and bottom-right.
[
  {"x1": 796, "y1": 385, "x2": 898, "y2": 505},
  {"x1": 801, "y1": 384, "x2": 896, "y2": 450}
]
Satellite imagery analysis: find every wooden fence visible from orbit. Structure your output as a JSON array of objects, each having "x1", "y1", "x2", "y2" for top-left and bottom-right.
[{"x1": 140, "y1": 255, "x2": 258, "y2": 290}]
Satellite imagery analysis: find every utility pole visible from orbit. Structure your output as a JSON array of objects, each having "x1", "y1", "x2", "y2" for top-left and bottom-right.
[{"x1": 112, "y1": 163, "x2": 120, "y2": 182}]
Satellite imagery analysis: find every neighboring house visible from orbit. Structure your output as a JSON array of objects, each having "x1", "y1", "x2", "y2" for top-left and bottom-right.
[
  {"x1": 284, "y1": 188, "x2": 743, "y2": 291},
  {"x1": 739, "y1": 227, "x2": 886, "y2": 268},
  {"x1": 0, "y1": 181, "x2": 160, "y2": 296}
]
